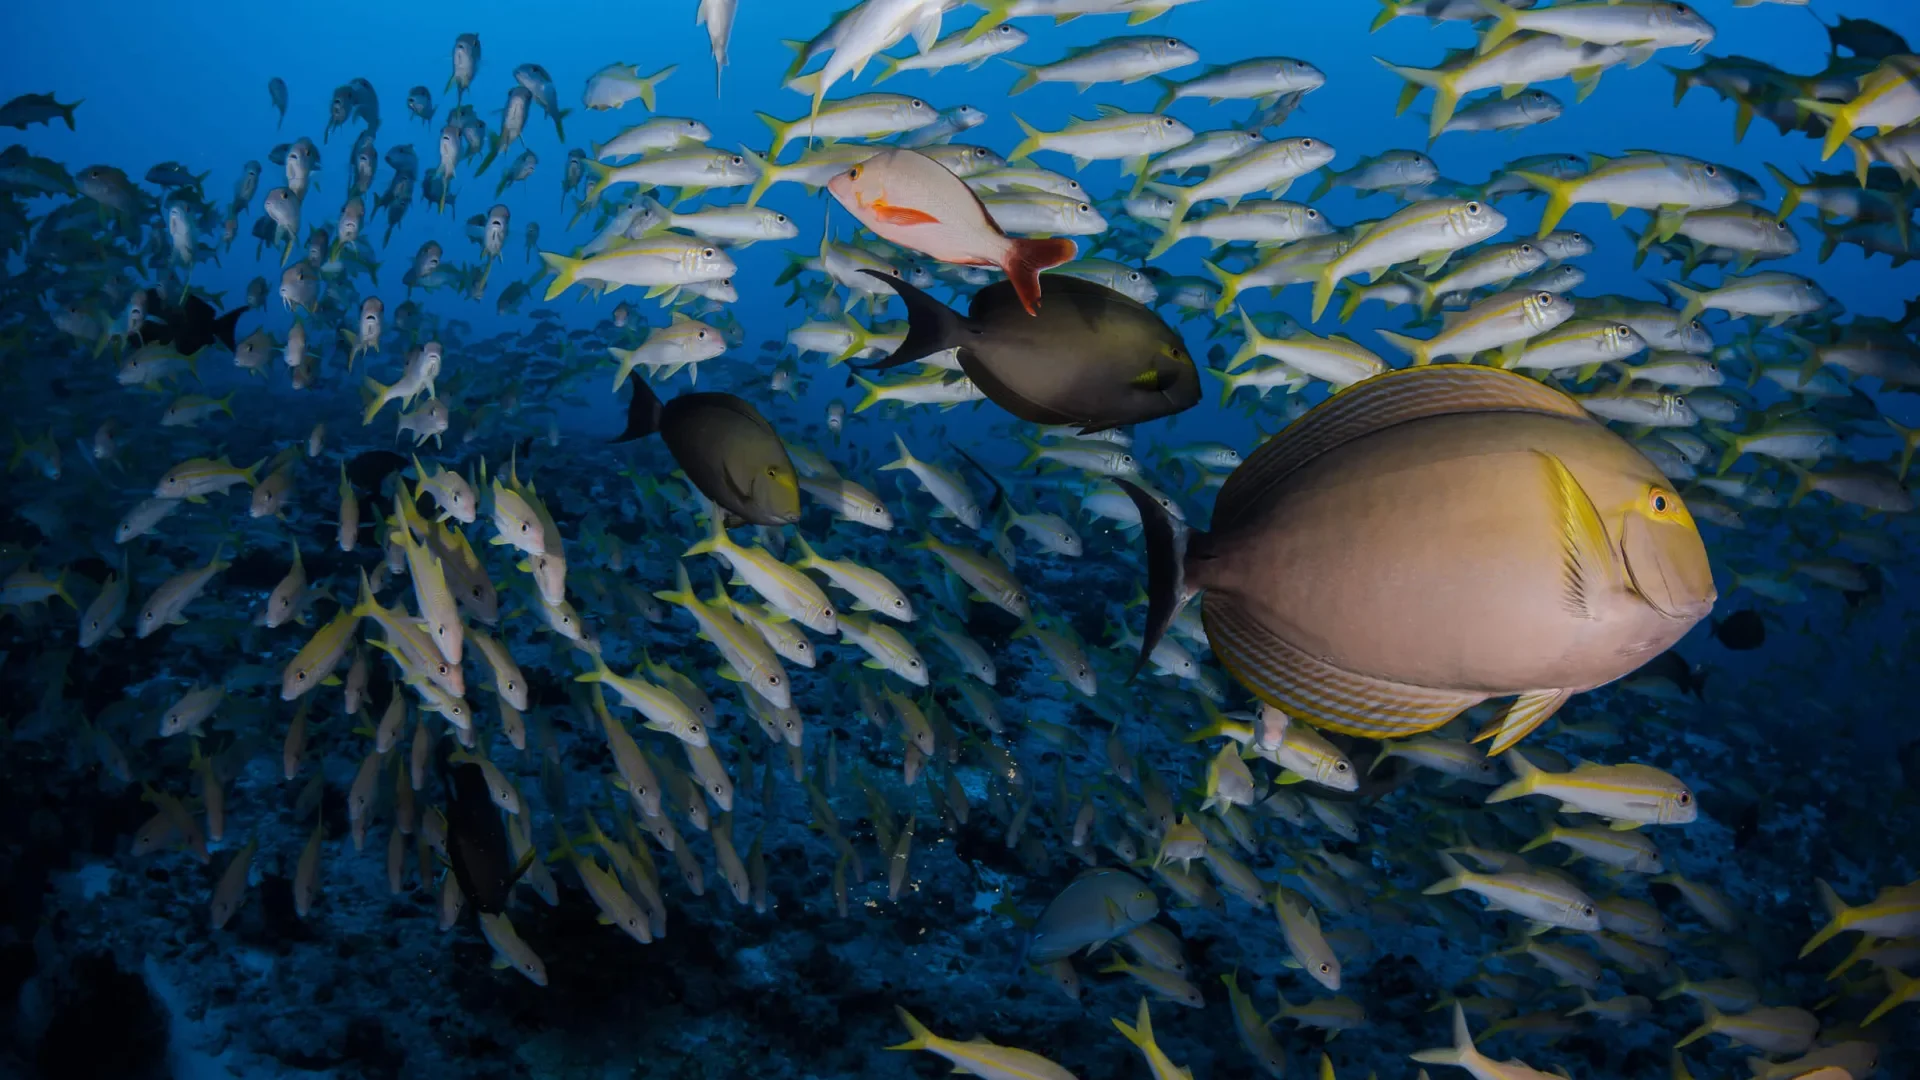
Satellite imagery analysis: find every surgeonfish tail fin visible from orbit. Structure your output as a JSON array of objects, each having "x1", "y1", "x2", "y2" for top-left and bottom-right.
[
  {"x1": 859, "y1": 270, "x2": 962, "y2": 372},
  {"x1": 1112, "y1": 479, "x2": 1189, "y2": 683},
  {"x1": 610, "y1": 377, "x2": 664, "y2": 444},
  {"x1": 1003, "y1": 239, "x2": 1078, "y2": 316}
]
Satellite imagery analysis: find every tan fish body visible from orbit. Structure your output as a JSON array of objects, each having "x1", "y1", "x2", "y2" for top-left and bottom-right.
[{"x1": 1120, "y1": 365, "x2": 1713, "y2": 754}]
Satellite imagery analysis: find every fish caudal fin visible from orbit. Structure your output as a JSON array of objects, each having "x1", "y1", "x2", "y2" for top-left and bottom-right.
[
  {"x1": 1006, "y1": 61, "x2": 1041, "y2": 96},
  {"x1": 1484, "y1": 748, "x2": 1542, "y2": 804},
  {"x1": 1003, "y1": 240, "x2": 1077, "y2": 316},
  {"x1": 1010, "y1": 114, "x2": 1043, "y2": 163},
  {"x1": 1111, "y1": 998, "x2": 1155, "y2": 1052},
  {"x1": 1662, "y1": 280, "x2": 1706, "y2": 323},
  {"x1": 1792, "y1": 98, "x2": 1850, "y2": 161},
  {"x1": 1474, "y1": 0, "x2": 1523, "y2": 54},
  {"x1": 1409, "y1": 1002, "x2": 1479, "y2": 1067},
  {"x1": 886, "y1": 1007, "x2": 935, "y2": 1052},
  {"x1": 1375, "y1": 329, "x2": 1431, "y2": 366},
  {"x1": 1674, "y1": 1000, "x2": 1721, "y2": 1048},
  {"x1": 1798, "y1": 879, "x2": 1853, "y2": 957},
  {"x1": 610, "y1": 378, "x2": 663, "y2": 444},
  {"x1": 1112, "y1": 479, "x2": 1188, "y2": 682},
  {"x1": 539, "y1": 251, "x2": 583, "y2": 301},
  {"x1": 1511, "y1": 170, "x2": 1573, "y2": 238},
  {"x1": 858, "y1": 270, "x2": 962, "y2": 371}
]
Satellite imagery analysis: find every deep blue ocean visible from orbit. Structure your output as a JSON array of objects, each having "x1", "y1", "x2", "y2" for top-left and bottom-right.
[{"x1": 2, "y1": 1, "x2": 1918, "y2": 1078}]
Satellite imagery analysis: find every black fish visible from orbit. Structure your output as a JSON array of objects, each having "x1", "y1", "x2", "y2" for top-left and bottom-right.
[
  {"x1": 345, "y1": 449, "x2": 408, "y2": 494},
  {"x1": 443, "y1": 760, "x2": 530, "y2": 917},
  {"x1": 951, "y1": 445, "x2": 1007, "y2": 518},
  {"x1": 1630, "y1": 649, "x2": 1706, "y2": 699},
  {"x1": 859, "y1": 270, "x2": 1199, "y2": 434},
  {"x1": 1709, "y1": 609, "x2": 1765, "y2": 651},
  {"x1": 1825, "y1": 15, "x2": 1908, "y2": 59},
  {"x1": 614, "y1": 378, "x2": 800, "y2": 527},
  {"x1": 137, "y1": 292, "x2": 244, "y2": 355}
]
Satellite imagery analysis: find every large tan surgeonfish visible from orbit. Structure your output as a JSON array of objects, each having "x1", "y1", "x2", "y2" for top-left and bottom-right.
[
  {"x1": 1117, "y1": 364, "x2": 1715, "y2": 755},
  {"x1": 827, "y1": 147, "x2": 1077, "y2": 316}
]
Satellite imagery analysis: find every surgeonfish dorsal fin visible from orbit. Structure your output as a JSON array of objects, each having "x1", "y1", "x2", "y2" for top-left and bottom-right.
[{"x1": 1212, "y1": 365, "x2": 1588, "y2": 535}]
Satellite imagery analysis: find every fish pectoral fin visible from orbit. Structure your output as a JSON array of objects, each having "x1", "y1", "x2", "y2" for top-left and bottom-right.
[
  {"x1": 1536, "y1": 450, "x2": 1612, "y2": 620},
  {"x1": 871, "y1": 201, "x2": 940, "y2": 226}
]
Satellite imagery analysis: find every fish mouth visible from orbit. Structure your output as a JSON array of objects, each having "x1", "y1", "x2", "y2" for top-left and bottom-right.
[{"x1": 1621, "y1": 512, "x2": 1716, "y2": 622}]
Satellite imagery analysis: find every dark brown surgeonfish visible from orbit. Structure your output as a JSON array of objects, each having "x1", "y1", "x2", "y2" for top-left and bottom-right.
[
  {"x1": 613, "y1": 377, "x2": 800, "y2": 527},
  {"x1": 856, "y1": 269, "x2": 1199, "y2": 434},
  {"x1": 1118, "y1": 364, "x2": 1717, "y2": 756},
  {"x1": 443, "y1": 759, "x2": 530, "y2": 917}
]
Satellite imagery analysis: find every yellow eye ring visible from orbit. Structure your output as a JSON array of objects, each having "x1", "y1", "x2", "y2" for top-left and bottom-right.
[{"x1": 1649, "y1": 487, "x2": 1673, "y2": 515}]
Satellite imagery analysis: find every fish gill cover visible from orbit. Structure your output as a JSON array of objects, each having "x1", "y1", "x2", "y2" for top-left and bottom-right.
[{"x1": 0, "y1": 0, "x2": 1917, "y2": 1077}]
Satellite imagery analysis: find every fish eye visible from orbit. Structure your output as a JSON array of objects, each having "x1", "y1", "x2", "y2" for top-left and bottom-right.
[
  {"x1": 768, "y1": 675, "x2": 782, "y2": 686},
  {"x1": 1166, "y1": 38, "x2": 1178, "y2": 47},
  {"x1": 1301, "y1": 138, "x2": 1315, "y2": 147},
  {"x1": 1306, "y1": 209, "x2": 1319, "y2": 219},
  {"x1": 1335, "y1": 761, "x2": 1350, "y2": 772},
  {"x1": 1537, "y1": 292, "x2": 1553, "y2": 303},
  {"x1": 1703, "y1": 165, "x2": 1717, "y2": 176},
  {"x1": 1163, "y1": 118, "x2": 1176, "y2": 127},
  {"x1": 1677, "y1": 791, "x2": 1692, "y2": 805},
  {"x1": 1519, "y1": 244, "x2": 1533, "y2": 254},
  {"x1": 1318, "y1": 963, "x2": 1331, "y2": 974},
  {"x1": 1466, "y1": 202, "x2": 1480, "y2": 214},
  {"x1": 1077, "y1": 202, "x2": 1090, "y2": 212},
  {"x1": 775, "y1": 214, "x2": 787, "y2": 224},
  {"x1": 296, "y1": 670, "x2": 308, "y2": 683},
  {"x1": 1583, "y1": 905, "x2": 1596, "y2": 916}
]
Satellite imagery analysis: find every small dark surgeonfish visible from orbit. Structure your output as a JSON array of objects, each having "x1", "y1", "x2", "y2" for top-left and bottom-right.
[
  {"x1": 443, "y1": 760, "x2": 529, "y2": 917},
  {"x1": 1710, "y1": 609, "x2": 1765, "y2": 651},
  {"x1": 858, "y1": 270, "x2": 1199, "y2": 434},
  {"x1": 614, "y1": 377, "x2": 800, "y2": 527}
]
